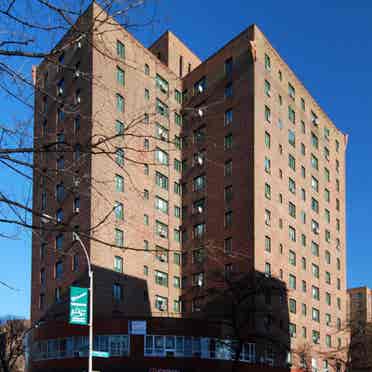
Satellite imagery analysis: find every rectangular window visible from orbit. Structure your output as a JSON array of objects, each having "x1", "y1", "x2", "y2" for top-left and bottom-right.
[
  {"x1": 265, "y1": 183, "x2": 271, "y2": 199},
  {"x1": 265, "y1": 105, "x2": 271, "y2": 122},
  {"x1": 114, "y1": 256, "x2": 123, "y2": 273},
  {"x1": 115, "y1": 175, "x2": 124, "y2": 192},
  {"x1": 193, "y1": 175, "x2": 206, "y2": 192},
  {"x1": 288, "y1": 154, "x2": 296, "y2": 170},
  {"x1": 117, "y1": 40, "x2": 125, "y2": 58},
  {"x1": 312, "y1": 286, "x2": 320, "y2": 300},
  {"x1": 289, "y1": 177, "x2": 296, "y2": 194},
  {"x1": 175, "y1": 89, "x2": 182, "y2": 104},
  {"x1": 312, "y1": 264, "x2": 320, "y2": 279},
  {"x1": 155, "y1": 148, "x2": 169, "y2": 165},
  {"x1": 289, "y1": 274, "x2": 296, "y2": 289},
  {"x1": 265, "y1": 131, "x2": 271, "y2": 148},
  {"x1": 156, "y1": 98, "x2": 169, "y2": 117},
  {"x1": 115, "y1": 228, "x2": 124, "y2": 247},
  {"x1": 264, "y1": 79, "x2": 271, "y2": 96},
  {"x1": 288, "y1": 106, "x2": 296, "y2": 124},
  {"x1": 288, "y1": 130, "x2": 296, "y2": 147},
  {"x1": 289, "y1": 226, "x2": 296, "y2": 242},
  {"x1": 155, "y1": 196, "x2": 168, "y2": 214},
  {"x1": 225, "y1": 109, "x2": 233, "y2": 126},
  {"x1": 116, "y1": 93, "x2": 124, "y2": 112},
  {"x1": 194, "y1": 77, "x2": 207, "y2": 94},
  {"x1": 289, "y1": 202, "x2": 296, "y2": 218},
  {"x1": 225, "y1": 57, "x2": 233, "y2": 76},
  {"x1": 155, "y1": 123, "x2": 169, "y2": 141},
  {"x1": 155, "y1": 220, "x2": 168, "y2": 238},
  {"x1": 224, "y1": 134, "x2": 233, "y2": 150},
  {"x1": 225, "y1": 83, "x2": 233, "y2": 98},
  {"x1": 265, "y1": 54, "x2": 271, "y2": 71},
  {"x1": 193, "y1": 223, "x2": 206, "y2": 239},
  {"x1": 311, "y1": 154, "x2": 319, "y2": 170},
  {"x1": 155, "y1": 172, "x2": 168, "y2": 190},
  {"x1": 116, "y1": 120, "x2": 124, "y2": 135},
  {"x1": 155, "y1": 295, "x2": 168, "y2": 311},
  {"x1": 113, "y1": 283, "x2": 122, "y2": 301},
  {"x1": 288, "y1": 83, "x2": 295, "y2": 99},
  {"x1": 117, "y1": 66, "x2": 125, "y2": 86},
  {"x1": 55, "y1": 261, "x2": 63, "y2": 280},
  {"x1": 155, "y1": 270, "x2": 168, "y2": 287},
  {"x1": 155, "y1": 74, "x2": 169, "y2": 94}
]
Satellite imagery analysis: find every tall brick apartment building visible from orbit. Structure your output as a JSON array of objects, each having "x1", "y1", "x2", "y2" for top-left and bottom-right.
[{"x1": 29, "y1": 2, "x2": 348, "y2": 371}]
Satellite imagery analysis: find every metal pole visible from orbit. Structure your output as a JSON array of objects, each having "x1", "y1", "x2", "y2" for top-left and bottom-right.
[
  {"x1": 73, "y1": 232, "x2": 93, "y2": 372},
  {"x1": 88, "y1": 269, "x2": 93, "y2": 372}
]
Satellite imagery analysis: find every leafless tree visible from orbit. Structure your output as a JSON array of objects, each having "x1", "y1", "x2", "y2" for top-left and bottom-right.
[
  {"x1": 0, "y1": 0, "x2": 185, "y2": 290},
  {"x1": 0, "y1": 319, "x2": 29, "y2": 372}
]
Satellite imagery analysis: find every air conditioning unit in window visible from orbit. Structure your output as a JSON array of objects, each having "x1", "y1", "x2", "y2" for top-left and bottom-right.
[
  {"x1": 313, "y1": 227, "x2": 319, "y2": 235},
  {"x1": 197, "y1": 206, "x2": 203, "y2": 214},
  {"x1": 197, "y1": 156, "x2": 203, "y2": 166},
  {"x1": 76, "y1": 96, "x2": 81, "y2": 104},
  {"x1": 74, "y1": 179, "x2": 80, "y2": 187},
  {"x1": 159, "y1": 303, "x2": 167, "y2": 311},
  {"x1": 58, "y1": 87, "x2": 63, "y2": 95},
  {"x1": 159, "y1": 231, "x2": 166, "y2": 238},
  {"x1": 198, "y1": 85, "x2": 204, "y2": 93},
  {"x1": 160, "y1": 133, "x2": 167, "y2": 141},
  {"x1": 75, "y1": 70, "x2": 80, "y2": 78},
  {"x1": 75, "y1": 207, "x2": 80, "y2": 213},
  {"x1": 159, "y1": 255, "x2": 166, "y2": 262},
  {"x1": 198, "y1": 108, "x2": 203, "y2": 117}
]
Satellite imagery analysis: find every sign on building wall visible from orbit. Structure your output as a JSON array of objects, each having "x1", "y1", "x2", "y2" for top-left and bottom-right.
[{"x1": 69, "y1": 286, "x2": 89, "y2": 325}]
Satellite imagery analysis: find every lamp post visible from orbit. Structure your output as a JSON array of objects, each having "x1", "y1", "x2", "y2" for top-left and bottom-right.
[{"x1": 41, "y1": 214, "x2": 93, "y2": 372}]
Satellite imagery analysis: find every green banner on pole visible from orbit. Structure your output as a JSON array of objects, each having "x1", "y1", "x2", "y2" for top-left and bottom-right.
[{"x1": 69, "y1": 286, "x2": 89, "y2": 325}]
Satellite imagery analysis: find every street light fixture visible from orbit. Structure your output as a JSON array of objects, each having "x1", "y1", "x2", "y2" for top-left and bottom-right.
[{"x1": 41, "y1": 213, "x2": 93, "y2": 372}]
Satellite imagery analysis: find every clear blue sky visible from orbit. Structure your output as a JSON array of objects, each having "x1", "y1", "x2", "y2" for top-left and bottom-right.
[{"x1": 1, "y1": 0, "x2": 371, "y2": 318}]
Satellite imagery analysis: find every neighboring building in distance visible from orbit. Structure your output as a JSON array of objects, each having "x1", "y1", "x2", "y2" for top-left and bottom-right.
[
  {"x1": 29, "y1": 2, "x2": 348, "y2": 371},
  {"x1": 348, "y1": 286, "x2": 372, "y2": 371}
]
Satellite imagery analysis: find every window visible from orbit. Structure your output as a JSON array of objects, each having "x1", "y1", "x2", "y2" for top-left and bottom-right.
[
  {"x1": 325, "y1": 250, "x2": 331, "y2": 265},
  {"x1": 325, "y1": 271, "x2": 331, "y2": 284},
  {"x1": 289, "y1": 226, "x2": 296, "y2": 242},
  {"x1": 289, "y1": 250, "x2": 296, "y2": 266},
  {"x1": 155, "y1": 270, "x2": 168, "y2": 287},
  {"x1": 194, "y1": 77, "x2": 206, "y2": 94},
  {"x1": 312, "y1": 330, "x2": 320, "y2": 345},
  {"x1": 144, "y1": 88, "x2": 150, "y2": 100},
  {"x1": 116, "y1": 120, "x2": 124, "y2": 135},
  {"x1": 311, "y1": 176, "x2": 319, "y2": 192},
  {"x1": 175, "y1": 113, "x2": 182, "y2": 126},
  {"x1": 55, "y1": 287, "x2": 62, "y2": 303},
  {"x1": 312, "y1": 197, "x2": 319, "y2": 213},
  {"x1": 225, "y1": 57, "x2": 233, "y2": 76},
  {"x1": 312, "y1": 264, "x2": 320, "y2": 279},
  {"x1": 173, "y1": 252, "x2": 181, "y2": 265},
  {"x1": 324, "y1": 167, "x2": 330, "y2": 182},
  {"x1": 265, "y1": 183, "x2": 271, "y2": 199},
  {"x1": 155, "y1": 74, "x2": 169, "y2": 94},
  {"x1": 117, "y1": 40, "x2": 125, "y2": 58},
  {"x1": 289, "y1": 202, "x2": 296, "y2": 218},
  {"x1": 193, "y1": 175, "x2": 206, "y2": 192},
  {"x1": 289, "y1": 274, "x2": 296, "y2": 289},
  {"x1": 193, "y1": 223, "x2": 206, "y2": 239},
  {"x1": 264, "y1": 80, "x2": 271, "y2": 97},
  {"x1": 224, "y1": 238, "x2": 232, "y2": 254},
  {"x1": 72, "y1": 254, "x2": 79, "y2": 271},
  {"x1": 288, "y1": 83, "x2": 295, "y2": 99},
  {"x1": 155, "y1": 196, "x2": 168, "y2": 214},
  {"x1": 225, "y1": 83, "x2": 233, "y2": 98},
  {"x1": 116, "y1": 93, "x2": 124, "y2": 112},
  {"x1": 224, "y1": 134, "x2": 233, "y2": 150},
  {"x1": 156, "y1": 98, "x2": 169, "y2": 117},
  {"x1": 325, "y1": 188, "x2": 330, "y2": 202},
  {"x1": 155, "y1": 220, "x2": 168, "y2": 238},
  {"x1": 174, "y1": 206, "x2": 181, "y2": 218},
  {"x1": 288, "y1": 154, "x2": 296, "y2": 171},
  {"x1": 114, "y1": 256, "x2": 123, "y2": 273},
  {"x1": 302, "y1": 280, "x2": 307, "y2": 293},
  {"x1": 115, "y1": 175, "x2": 124, "y2": 192},
  {"x1": 265, "y1": 131, "x2": 271, "y2": 148},
  {"x1": 288, "y1": 106, "x2": 296, "y2": 124},
  {"x1": 113, "y1": 283, "x2": 122, "y2": 301},
  {"x1": 301, "y1": 143, "x2": 306, "y2": 156},
  {"x1": 225, "y1": 211, "x2": 232, "y2": 227},
  {"x1": 265, "y1": 105, "x2": 271, "y2": 122},
  {"x1": 325, "y1": 209, "x2": 330, "y2": 223},
  {"x1": 115, "y1": 202, "x2": 124, "y2": 220},
  {"x1": 312, "y1": 307, "x2": 320, "y2": 322},
  {"x1": 264, "y1": 157, "x2": 271, "y2": 173},
  {"x1": 155, "y1": 148, "x2": 169, "y2": 165},
  {"x1": 117, "y1": 66, "x2": 125, "y2": 86},
  {"x1": 224, "y1": 160, "x2": 232, "y2": 177},
  {"x1": 174, "y1": 182, "x2": 181, "y2": 195},
  {"x1": 55, "y1": 261, "x2": 63, "y2": 280},
  {"x1": 301, "y1": 257, "x2": 306, "y2": 270},
  {"x1": 193, "y1": 272, "x2": 204, "y2": 287},
  {"x1": 116, "y1": 148, "x2": 124, "y2": 165},
  {"x1": 264, "y1": 54, "x2": 271, "y2": 71},
  {"x1": 174, "y1": 89, "x2": 182, "y2": 104},
  {"x1": 194, "y1": 126, "x2": 205, "y2": 144},
  {"x1": 265, "y1": 209, "x2": 271, "y2": 226},
  {"x1": 265, "y1": 262, "x2": 271, "y2": 277},
  {"x1": 144, "y1": 63, "x2": 150, "y2": 75},
  {"x1": 311, "y1": 241, "x2": 319, "y2": 257},
  {"x1": 265, "y1": 236, "x2": 271, "y2": 252},
  {"x1": 311, "y1": 219, "x2": 319, "y2": 234},
  {"x1": 311, "y1": 154, "x2": 319, "y2": 170},
  {"x1": 289, "y1": 298, "x2": 297, "y2": 314},
  {"x1": 115, "y1": 228, "x2": 124, "y2": 247},
  {"x1": 56, "y1": 183, "x2": 65, "y2": 202},
  {"x1": 288, "y1": 130, "x2": 295, "y2": 147},
  {"x1": 174, "y1": 159, "x2": 181, "y2": 172},
  {"x1": 325, "y1": 335, "x2": 331, "y2": 348},
  {"x1": 300, "y1": 97, "x2": 305, "y2": 111},
  {"x1": 289, "y1": 323, "x2": 296, "y2": 338},
  {"x1": 155, "y1": 172, "x2": 168, "y2": 190},
  {"x1": 289, "y1": 177, "x2": 296, "y2": 194},
  {"x1": 56, "y1": 208, "x2": 63, "y2": 223},
  {"x1": 224, "y1": 109, "x2": 233, "y2": 126},
  {"x1": 312, "y1": 286, "x2": 320, "y2": 300},
  {"x1": 174, "y1": 229, "x2": 181, "y2": 243}
]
